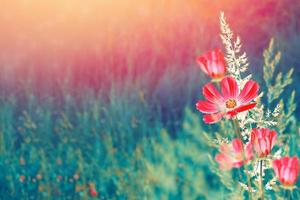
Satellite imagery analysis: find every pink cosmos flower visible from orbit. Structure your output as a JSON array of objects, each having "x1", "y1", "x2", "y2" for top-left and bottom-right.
[
  {"x1": 19, "y1": 175, "x2": 25, "y2": 183},
  {"x1": 215, "y1": 138, "x2": 253, "y2": 170},
  {"x1": 89, "y1": 183, "x2": 98, "y2": 197},
  {"x1": 197, "y1": 48, "x2": 226, "y2": 79},
  {"x1": 89, "y1": 188, "x2": 98, "y2": 197},
  {"x1": 196, "y1": 76, "x2": 259, "y2": 124},
  {"x1": 250, "y1": 128, "x2": 277, "y2": 158},
  {"x1": 273, "y1": 156, "x2": 299, "y2": 187}
]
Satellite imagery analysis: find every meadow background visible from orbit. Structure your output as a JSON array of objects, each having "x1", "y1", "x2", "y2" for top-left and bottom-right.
[{"x1": 0, "y1": 0, "x2": 299, "y2": 199}]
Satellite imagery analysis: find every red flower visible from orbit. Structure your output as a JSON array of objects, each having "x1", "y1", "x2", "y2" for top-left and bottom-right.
[
  {"x1": 273, "y1": 157, "x2": 299, "y2": 187},
  {"x1": 19, "y1": 157, "x2": 25, "y2": 165},
  {"x1": 215, "y1": 138, "x2": 253, "y2": 170},
  {"x1": 89, "y1": 187, "x2": 98, "y2": 197},
  {"x1": 197, "y1": 48, "x2": 226, "y2": 79},
  {"x1": 19, "y1": 175, "x2": 25, "y2": 182},
  {"x1": 196, "y1": 76, "x2": 259, "y2": 124},
  {"x1": 250, "y1": 128, "x2": 277, "y2": 158},
  {"x1": 88, "y1": 182, "x2": 98, "y2": 197}
]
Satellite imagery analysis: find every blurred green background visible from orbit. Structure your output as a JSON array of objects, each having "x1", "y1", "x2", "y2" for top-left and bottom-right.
[{"x1": 0, "y1": 0, "x2": 299, "y2": 199}]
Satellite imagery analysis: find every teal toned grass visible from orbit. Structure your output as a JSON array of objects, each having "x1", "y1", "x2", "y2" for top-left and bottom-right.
[
  {"x1": 0, "y1": 56, "x2": 298, "y2": 199},
  {"x1": 0, "y1": 2, "x2": 300, "y2": 199}
]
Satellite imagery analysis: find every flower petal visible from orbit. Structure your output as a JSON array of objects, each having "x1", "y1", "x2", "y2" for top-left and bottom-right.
[
  {"x1": 203, "y1": 113, "x2": 224, "y2": 124},
  {"x1": 273, "y1": 157, "x2": 299, "y2": 186},
  {"x1": 202, "y1": 82, "x2": 223, "y2": 103},
  {"x1": 221, "y1": 76, "x2": 239, "y2": 99},
  {"x1": 238, "y1": 80, "x2": 259, "y2": 104},
  {"x1": 215, "y1": 153, "x2": 234, "y2": 170},
  {"x1": 273, "y1": 159, "x2": 281, "y2": 177},
  {"x1": 245, "y1": 143, "x2": 253, "y2": 160},
  {"x1": 250, "y1": 128, "x2": 258, "y2": 144},
  {"x1": 197, "y1": 55, "x2": 209, "y2": 74},
  {"x1": 270, "y1": 130, "x2": 277, "y2": 150},
  {"x1": 227, "y1": 103, "x2": 257, "y2": 118},
  {"x1": 232, "y1": 139, "x2": 243, "y2": 153},
  {"x1": 196, "y1": 100, "x2": 218, "y2": 114},
  {"x1": 197, "y1": 48, "x2": 226, "y2": 79}
]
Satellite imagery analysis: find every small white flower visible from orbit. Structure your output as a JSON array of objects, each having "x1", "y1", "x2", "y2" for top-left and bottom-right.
[
  {"x1": 239, "y1": 182, "x2": 257, "y2": 192},
  {"x1": 273, "y1": 149, "x2": 282, "y2": 159}
]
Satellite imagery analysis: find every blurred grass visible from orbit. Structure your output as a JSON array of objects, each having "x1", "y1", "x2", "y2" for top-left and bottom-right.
[
  {"x1": 0, "y1": 85, "x2": 224, "y2": 199},
  {"x1": 0, "y1": 61, "x2": 298, "y2": 199},
  {"x1": 0, "y1": 0, "x2": 299, "y2": 199}
]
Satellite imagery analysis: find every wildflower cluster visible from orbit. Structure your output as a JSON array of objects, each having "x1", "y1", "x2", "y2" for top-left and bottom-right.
[{"x1": 195, "y1": 12, "x2": 299, "y2": 199}]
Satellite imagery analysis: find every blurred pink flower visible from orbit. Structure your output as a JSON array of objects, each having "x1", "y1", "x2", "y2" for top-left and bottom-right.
[
  {"x1": 19, "y1": 157, "x2": 25, "y2": 166},
  {"x1": 215, "y1": 138, "x2": 253, "y2": 170},
  {"x1": 56, "y1": 175, "x2": 62, "y2": 182},
  {"x1": 36, "y1": 174, "x2": 42, "y2": 180},
  {"x1": 89, "y1": 183, "x2": 98, "y2": 197},
  {"x1": 196, "y1": 76, "x2": 259, "y2": 124},
  {"x1": 250, "y1": 128, "x2": 277, "y2": 157},
  {"x1": 197, "y1": 48, "x2": 226, "y2": 79},
  {"x1": 273, "y1": 156, "x2": 299, "y2": 187},
  {"x1": 19, "y1": 175, "x2": 25, "y2": 183},
  {"x1": 73, "y1": 174, "x2": 80, "y2": 180},
  {"x1": 56, "y1": 158, "x2": 62, "y2": 165}
]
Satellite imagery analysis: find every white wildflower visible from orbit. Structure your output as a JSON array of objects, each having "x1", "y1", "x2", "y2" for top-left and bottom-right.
[
  {"x1": 220, "y1": 11, "x2": 249, "y2": 85},
  {"x1": 266, "y1": 109, "x2": 271, "y2": 118},
  {"x1": 273, "y1": 149, "x2": 282, "y2": 159},
  {"x1": 213, "y1": 137, "x2": 229, "y2": 145},
  {"x1": 272, "y1": 104, "x2": 281, "y2": 117},
  {"x1": 265, "y1": 177, "x2": 277, "y2": 191},
  {"x1": 239, "y1": 182, "x2": 257, "y2": 193}
]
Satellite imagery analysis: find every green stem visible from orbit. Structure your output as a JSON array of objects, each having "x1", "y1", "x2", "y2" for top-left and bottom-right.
[
  {"x1": 260, "y1": 160, "x2": 264, "y2": 200},
  {"x1": 284, "y1": 189, "x2": 292, "y2": 200},
  {"x1": 233, "y1": 118, "x2": 252, "y2": 200}
]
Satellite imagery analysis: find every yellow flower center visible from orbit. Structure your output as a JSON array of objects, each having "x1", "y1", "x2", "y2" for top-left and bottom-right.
[
  {"x1": 235, "y1": 154, "x2": 243, "y2": 161},
  {"x1": 226, "y1": 99, "x2": 237, "y2": 109}
]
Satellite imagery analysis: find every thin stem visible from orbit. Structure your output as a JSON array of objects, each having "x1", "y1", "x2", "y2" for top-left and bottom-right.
[
  {"x1": 260, "y1": 160, "x2": 264, "y2": 200},
  {"x1": 284, "y1": 189, "x2": 292, "y2": 200},
  {"x1": 284, "y1": 190, "x2": 288, "y2": 199},
  {"x1": 233, "y1": 118, "x2": 252, "y2": 200}
]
